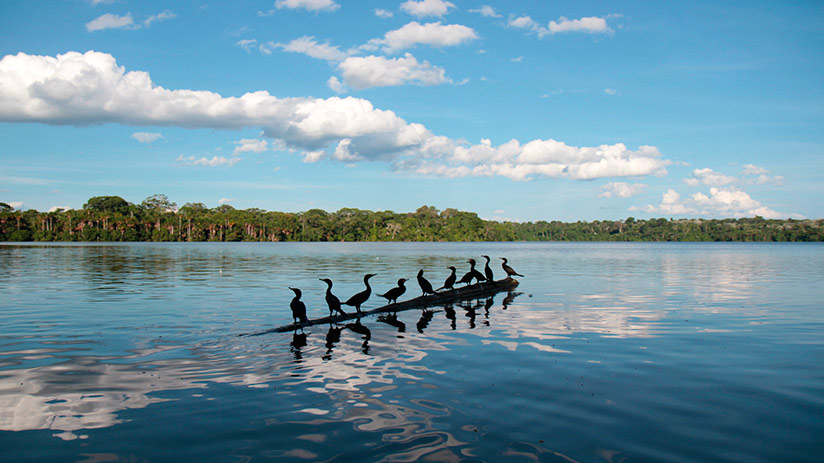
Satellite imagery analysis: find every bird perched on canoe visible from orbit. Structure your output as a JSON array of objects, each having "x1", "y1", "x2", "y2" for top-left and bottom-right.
[
  {"x1": 481, "y1": 255, "x2": 494, "y2": 283},
  {"x1": 438, "y1": 266, "x2": 457, "y2": 291},
  {"x1": 458, "y1": 258, "x2": 486, "y2": 285},
  {"x1": 417, "y1": 269, "x2": 436, "y2": 296},
  {"x1": 319, "y1": 278, "x2": 347, "y2": 318},
  {"x1": 345, "y1": 273, "x2": 376, "y2": 314},
  {"x1": 500, "y1": 257, "x2": 524, "y2": 278},
  {"x1": 288, "y1": 287, "x2": 310, "y2": 325},
  {"x1": 378, "y1": 278, "x2": 408, "y2": 304}
]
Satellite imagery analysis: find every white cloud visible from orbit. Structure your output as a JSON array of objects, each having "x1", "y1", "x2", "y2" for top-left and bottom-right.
[
  {"x1": 549, "y1": 16, "x2": 612, "y2": 34},
  {"x1": 49, "y1": 206, "x2": 72, "y2": 212},
  {"x1": 639, "y1": 187, "x2": 788, "y2": 218},
  {"x1": 275, "y1": 0, "x2": 339, "y2": 12},
  {"x1": 131, "y1": 132, "x2": 163, "y2": 143},
  {"x1": 400, "y1": 0, "x2": 455, "y2": 18},
  {"x1": 741, "y1": 164, "x2": 767, "y2": 175},
  {"x1": 400, "y1": 139, "x2": 670, "y2": 181},
  {"x1": 599, "y1": 181, "x2": 645, "y2": 198},
  {"x1": 218, "y1": 198, "x2": 234, "y2": 205},
  {"x1": 375, "y1": 9, "x2": 394, "y2": 18},
  {"x1": 233, "y1": 138, "x2": 269, "y2": 155},
  {"x1": 684, "y1": 167, "x2": 736, "y2": 187},
  {"x1": 327, "y1": 76, "x2": 346, "y2": 93},
  {"x1": 143, "y1": 10, "x2": 176, "y2": 28},
  {"x1": 511, "y1": 56, "x2": 523, "y2": 62},
  {"x1": 8, "y1": 201, "x2": 24, "y2": 210},
  {"x1": 273, "y1": 36, "x2": 349, "y2": 61},
  {"x1": 604, "y1": 88, "x2": 617, "y2": 95},
  {"x1": 0, "y1": 50, "x2": 671, "y2": 182},
  {"x1": 470, "y1": 6, "x2": 501, "y2": 18},
  {"x1": 509, "y1": 14, "x2": 614, "y2": 38},
  {"x1": 86, "y1": 13, "x2": 135, "y2": 32},
  {"x1": 177, "y1": 155, "x2": 242, "y2": 167},
  {"x1": 366, "y1": 21, "x2": 478, "y2": 53},
  {"x1": 89, "y1": 0, "x2": 116, "y2": 5},
  {"x1": 236, "y1": 39, "x2": 258, "y2": 53},
  {"x1": 336, "y1": 53, "x2": 450, "y2": 90}
]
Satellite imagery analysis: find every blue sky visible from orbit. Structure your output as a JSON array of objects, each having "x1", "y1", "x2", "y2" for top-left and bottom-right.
[{"x1": 1, "y1": 0, "x2": 822, "y2": 221}]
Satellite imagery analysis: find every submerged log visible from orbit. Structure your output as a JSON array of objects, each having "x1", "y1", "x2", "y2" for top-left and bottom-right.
[{"x1": 242, "y1": 277, "x2": 520, "y2": 336}]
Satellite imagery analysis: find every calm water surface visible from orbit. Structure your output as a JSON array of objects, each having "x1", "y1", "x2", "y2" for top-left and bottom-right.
[{"x1": 1, "y1": 242, "x2": 822, "y2": 462}]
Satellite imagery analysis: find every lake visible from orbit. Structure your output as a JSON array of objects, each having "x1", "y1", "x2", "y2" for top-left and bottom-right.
[{"x1": 1, "y1": 242, "x2": 822, "y2": 462}]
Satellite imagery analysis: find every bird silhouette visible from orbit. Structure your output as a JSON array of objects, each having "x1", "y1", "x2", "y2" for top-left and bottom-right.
[
  {"x1": 458, "y1": 259, "x2": 486, "y2": 285},
  {"x1": 417, "y1": 269, "x2": 436, "y2": 296},
  {"x1": 438, "y1": 266, "x2": 457, "y2": 291},
  {"x1": 345, "y1": 273, "x2": 376, "y2": 314},
  {"x1": 289, "y1": 287, "x2": 310, "y2": 325},
  {"x1": 481, "y1": 255, "x2": 494, "y2": 282},
  {"x1": 378, "y1": 278, "x2": 408, "y2": 304},
  {"x1": 319, "y1": 278, "x2": 347, "y2": 317},
  {"x1": 500, "y1": 257, "x2": 524, "y2": 278}
]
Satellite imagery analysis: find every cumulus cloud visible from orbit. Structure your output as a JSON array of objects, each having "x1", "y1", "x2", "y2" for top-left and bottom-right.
[
  {"x1": 236, "y1": 39, "x2": 258, "y2": 53},
  {"x1": 684, "y1": 165, "x2": 783, "y2": 188},
  {"x1": 0, "y1": 50, "x2": 670, "y2": 182},
  {"x1": 86, "y1": 11, "x2": 175, "y2": 32},
  {"x1": 470, "y1": 6, "x2": 501, "y2": 18},
  {"x1": 508, "y1": 14, "x2": 614, "y2": 38},
  {"x1": 273, "y1": 36, "x2": 350, "y2": 61},
  {"x1": 400, "y1": 0, "x2": 455, "y2": 18},
  {"x1": 366, "y1": 21, "x2": 478, "y2": 53},
  {"x1": 131, "y1": 132, "x2": 163, "y2": 143},
  {"x1": 8, "y1": 201, "x2": 24, "y2": 210},
  {"x1": 336, "y1": 53, "x2": 450, "y2": 89},
  {"x1": 375, "y1": 9, "x2": 394, "y2": 18},
  {"x1": 599, "y1": 181, "x2": 645, "y2": 198},
  {"x1": 143, "y1": 10, "x2": 176, "y2": 28},
  {"x1": 233, "y1": 138, "x2": 269, "y2": 155},
  {"x1": 275, "y1": 0, "x2": 339, "y2": 12},
  {"x1": 86, "y1": 13, "x2": 134, "y2": 32},
  {"x1": 177, "y1": 155, "x2": 242, "y2": 167},
  {"x1": 401, "y1": 139, "x2": 669, "y2": 181},
  {"x1": 218, "y1": 198, "x2": 234, "y2": 205},
  {"x1": 684, "y1": 167, "x2": 736, "y2": 187},
  {"x1": 637, "y1": 187, "x2": 788, "y2": 218},
  {"x1": 549, "y1": 16, "x2": 612, "y2": 34},
  {"x1": 49, "y1": 205, "x2": 72, "y2": 212}
]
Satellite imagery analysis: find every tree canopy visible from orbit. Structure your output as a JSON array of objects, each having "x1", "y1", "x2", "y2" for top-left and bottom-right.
[{"x1": 1, "y1": 195, "x2": 822, "y2": 242}]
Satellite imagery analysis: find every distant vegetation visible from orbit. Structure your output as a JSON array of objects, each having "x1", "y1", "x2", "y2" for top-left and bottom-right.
[{"x1": 1, "y1": 195, "x2": 822, "y2": 242}]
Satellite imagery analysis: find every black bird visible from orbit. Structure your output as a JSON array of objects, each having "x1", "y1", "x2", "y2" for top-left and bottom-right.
[
  {"x1": 288, "y1": 287, "x2": 310, "y2": 325},
  {"x1": 458, "y1": 259, "x2": 486, "y2": 286},
  {"x1": 319, "y1": 278, "x2": 347, "y2": 317},
  {"x1": 437, "y1": 266, "x2": 457, "y2": 291},
  {"x1": 500, "y1": 257, "x2": 524, "y2": 278},
  {"x1": 417, "y1": 269, "x2": 436, "y2": 296},
  {"x1": 345, "y1": 273, "x2": 376, "y2": 313},
  {"x1": 481, "y1": 255, "x2": 494, "y2": 282},
  {"x1": 378, "y1": 278, "x2": 408, "y2": 304}
]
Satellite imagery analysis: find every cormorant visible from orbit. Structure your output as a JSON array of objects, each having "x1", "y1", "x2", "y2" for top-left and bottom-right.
[
  {"x1": 344, "y1": 273, "x2": 376, "y2": 313},
  {"x1": 289, "y1": 287, "x2": 310, "y2": 325},
  {"x1": 437, "y1": 266, "x2": 457, "y2": 291},
  {"x1": 481, "y1": 255, "x2": 494, "y2": 282},
  {"x1": 378, "y1": 278, "x2": 408, "y2": 304},
  {"x1": 319, "y1": 278, "x2": 347, "y2": 317},
  {"x1": 500, "y1": 257, "x2": 524, "y2": 278},
  {"x1": 458, "y1": 259, "x2": 486, "y2": 285},
  {"x1": 417, "y1": 269, "x2": 436, "y2": 296}
]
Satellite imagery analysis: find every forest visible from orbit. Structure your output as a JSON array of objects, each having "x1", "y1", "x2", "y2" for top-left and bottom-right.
[{"x1": 1, "y1": 195, "x2": 822, "y2": 242}]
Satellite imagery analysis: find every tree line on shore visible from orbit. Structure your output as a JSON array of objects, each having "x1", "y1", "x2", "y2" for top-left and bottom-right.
[{"x1": 1, "y1": 195, "x2": 822, "y2": 242}]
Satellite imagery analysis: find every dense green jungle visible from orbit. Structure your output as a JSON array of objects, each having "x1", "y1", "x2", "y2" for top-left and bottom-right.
[{"x1": 1, "y1": 195, "x2": 822, "y2": 242}]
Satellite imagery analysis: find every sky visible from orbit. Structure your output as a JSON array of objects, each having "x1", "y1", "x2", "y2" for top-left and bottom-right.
[{"x1": 1, "y1": 0, "x2": 822, "y2": 221}]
